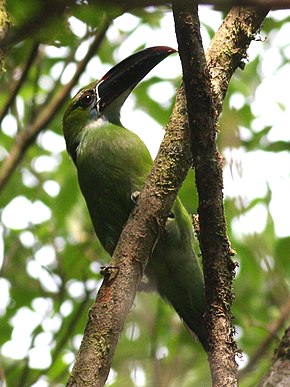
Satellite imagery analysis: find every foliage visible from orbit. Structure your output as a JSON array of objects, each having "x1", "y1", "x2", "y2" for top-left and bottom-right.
[{"x1": 0, "y1": 1, "x2": 289, "y2": 386}]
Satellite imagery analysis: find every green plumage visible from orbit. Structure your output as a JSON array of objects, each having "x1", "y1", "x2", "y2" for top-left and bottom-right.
[
  {"x1": 62, "y1": 48, "x2": 208, "y2": 351},
  {"x1": 77, "y1": 123, "x2": 152, "y2": 254}
]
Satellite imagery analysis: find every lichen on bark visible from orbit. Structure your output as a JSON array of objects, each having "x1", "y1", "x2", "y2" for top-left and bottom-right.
[{"x1": 0, "y1": 0, "x2": 10, "y2": 76}]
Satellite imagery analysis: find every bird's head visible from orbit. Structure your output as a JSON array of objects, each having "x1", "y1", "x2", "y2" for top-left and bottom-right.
[{"x1": 62, "y1": 46, "x2": 176, "y2": 162}]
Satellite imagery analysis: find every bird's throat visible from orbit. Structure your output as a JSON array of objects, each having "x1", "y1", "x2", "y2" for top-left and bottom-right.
[{"x1": 69, "y1": 116, "x2": 108, "y2": 164}]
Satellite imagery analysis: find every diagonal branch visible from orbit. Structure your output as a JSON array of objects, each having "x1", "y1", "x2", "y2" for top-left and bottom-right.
[
  {"x1": 258, "y1": 325, "x2": 290, "y2": 387},
  {"x1": 0, "y1": 0, "x2": 9, "y2": 76},
  {"x1": 0, "y1": 20, "x2": 110, "y2": 193},
  {"x1": 0, "y1": 42, "x2": 39, "y2": 124},
  {"x1": 67, "y1": 5, "x2": 270, "y2": 387},
  {"x1": 96, "y1": 0, "x2": 290, "y2": 11},
  {"x1": 27, "y1": 292, "x2": 92, "y2": 386},
  {"x1": 0, "y1": 1, "x2": 284, "y2": 51},
  {"x1": 239, "y1": 298, "x2": 290, "y2": 379},
  {"x1": 0, "y1": 0, "x2": 73, "y2": 48},
  {"x1": 67, "y1": 85, "x2": 192, "y2": 386}
]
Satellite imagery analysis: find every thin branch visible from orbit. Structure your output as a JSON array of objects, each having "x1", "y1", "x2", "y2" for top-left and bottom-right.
[
  {"x1": 0, "y1": 0, "x2": 287, "y2": 49},
  {"x1": 0, "y1": 42, "x2": 39, "y2": 124},
  {"x1": 0, "y1": 20, "x2": 110, "y2": 193},
  {"x1": 95, "y1": 0, "x2": 290, "y2": 11},
  {"x1": 258, "y1": 325, "x2": 290, "y2": 387},
  {"x1": 239, "y1": 298, "x2": 290, "y2": 379},
  {"x1": 206, "y1": 5, "x2": 270, "y2": 116},
  {"x1": 0, "y1": 355, "x2": 5, "y2": 386},
  {"x1": 27, "y1": 293, "x2": 92, "y2": 386},
  {"x1": 0, "y1": 0, "x2": 10, "y2": 76},
  {"x1": 42, "y1": 29, "x2": 95, "y2": 107},
  {"x1": 173, "y1": 3, "x2": 238, "y2": 386},
  {"x1": 0, "y1": 0, "x2": 73, "y2": 48}
]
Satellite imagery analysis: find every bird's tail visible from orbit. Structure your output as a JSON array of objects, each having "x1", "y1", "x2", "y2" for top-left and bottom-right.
[
  {"x1": 162, "y1": 265, "x2": 208, "y2": 352},
  {"x1": 146, "y1": 198, "x2": 209, "y2": 351}
]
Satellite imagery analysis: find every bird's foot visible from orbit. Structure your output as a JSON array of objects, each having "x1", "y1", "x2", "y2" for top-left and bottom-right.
[
  {"x1": 100, "y1": 265, "x2": 119, "y2": 281},
  {"x1": 131, "y1": 191, "x2": 140, "y2": 205}
]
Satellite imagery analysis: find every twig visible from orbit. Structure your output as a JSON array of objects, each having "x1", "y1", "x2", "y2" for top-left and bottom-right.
[
  {"x1": 0, "y1": 0, "x2": 73, "y2": 48},
  {"x1": 0, "y1": 0, "x2": 285, "y2": 52},
  {"x1": 0, "y1": 20, "x2": 110, "y2": 193},
  {"x1": 240, "y1": 298, "x2": 290, "y2": 379},
  {"x1": 0, "y1": 0, "x2": 10, "y2": 75},
  {"x1": 27, "y1": 292, "x2": 92, "y2": 386},
  {"x1": 0, "y1": 42, "x2": 39, "y2": 123},
  {"x1": 42, "y1": 29, "x2": 94, "y2": 107},
  {"x1": 97, "y1": 0, "x2": 290, "y2": 11},
  {"x1": 258, "y1": 325, "x2": 290, "y2": 386}
]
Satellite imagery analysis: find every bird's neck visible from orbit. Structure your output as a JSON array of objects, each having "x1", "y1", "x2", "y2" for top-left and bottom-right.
[{"x1": 66, "y1": 116, "x2": 110, "y2": 164}]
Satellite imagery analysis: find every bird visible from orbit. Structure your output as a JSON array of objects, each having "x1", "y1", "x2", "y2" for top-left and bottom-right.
[{"x1": 62, "y1": 46, "x2": 208, "y2": 351}]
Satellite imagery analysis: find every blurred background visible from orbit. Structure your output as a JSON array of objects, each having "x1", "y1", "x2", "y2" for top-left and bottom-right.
[{"x1": 0, "y1": 1, "x2": 289, "y2": 386}]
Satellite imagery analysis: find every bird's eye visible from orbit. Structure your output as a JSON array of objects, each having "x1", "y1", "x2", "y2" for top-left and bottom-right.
[{"x1": 79, "y1": 91, "x2": 94, "y2": 108}]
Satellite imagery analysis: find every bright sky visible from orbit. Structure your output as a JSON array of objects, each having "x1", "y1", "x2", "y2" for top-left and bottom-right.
[{"x1": 1, "y1": 6, "x2": 290, "y2": 380}]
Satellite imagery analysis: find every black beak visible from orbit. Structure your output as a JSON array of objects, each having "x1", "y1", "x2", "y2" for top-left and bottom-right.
[{"x1": 96, "y1": 46, "x2": 176, "y2": 112}]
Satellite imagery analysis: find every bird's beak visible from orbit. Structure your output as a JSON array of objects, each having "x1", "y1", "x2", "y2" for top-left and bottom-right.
[{"x1": 96, "y1": 46, "x2": 176, "y2": 112}]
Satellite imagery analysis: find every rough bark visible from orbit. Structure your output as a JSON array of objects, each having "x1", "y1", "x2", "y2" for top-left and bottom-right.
[
  {"x1": 0, "y1": 0, "x2": 9, "y2": 76},
  {"x1": 67, "y1": 84, "x2": 192, "y2": 387},
  {"x1": 258, "y1": 327, "x2": 290, "y2": 387},
  {"x1": 206, "y1": 5, "x2": 270, "y2": 117},
  {"x1": 67, "y1": 4, "x2": 270, "y2": 386},
  {"x1": 95, "y1": 0, "x2": 290, "y2": 11},
  {"x1": 173, "y1": 3, "x2": 238, "y2": 386},
  {"x1": 239, "y1": 299, "x2": 290, "y2": 379}
]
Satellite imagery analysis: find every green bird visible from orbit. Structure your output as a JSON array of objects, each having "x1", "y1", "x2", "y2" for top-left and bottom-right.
[{"x1": 63, "y1": 46, "x2": 208, "y2": 351}]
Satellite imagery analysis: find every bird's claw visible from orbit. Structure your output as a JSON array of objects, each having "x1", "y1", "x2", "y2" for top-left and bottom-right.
[
  {"x1": 100, "y1": 265, "x2": 119, "y2": 281},
  {"x1": 131, "y1": 191, "x2": 140, "y2": 205}
]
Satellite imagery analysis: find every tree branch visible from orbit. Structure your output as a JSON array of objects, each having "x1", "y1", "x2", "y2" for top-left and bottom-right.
[
  {"x1": 0, "y1": 0, "x2": 10, "y2": 76},
  {"x1": 0, "y1": 0, "x2": 74, "y2": 48},
  {"x1": 0, "y1": 1, "x2": 286, "y2": 50},
  {"x1": 27, "y1": 292, "x2": 92, "y2": 386},
  {"x1": 239, "y1": 298, "x2": 290, "y2": 379},
  {"x1": 67, "y1": 4, "x2": 270, "y2": 386},
  {"x1": 0, "y1": 42, "x2": 39, "y2": 124},
  {"x1": 67, "y1": 85, "x2": 192, "y2": 386},
  {"x1": 173, "y1": 3, "x2": 238, "y2": 386},
  {"x1": 258, "y1": 326, "x2": 290, "y2": 387},
  {"x1": 0, "y1": 20, "x2": 110, "y2": 193},
  {"x1": 172, "y1": 5, "x2": 269, "y2": 386},
  {"x1": 94, "y1": 0, "x2": 290, "y2": 11},
  {"x1": 206, "y1": 5, "x2": 270, "y2": 116}
]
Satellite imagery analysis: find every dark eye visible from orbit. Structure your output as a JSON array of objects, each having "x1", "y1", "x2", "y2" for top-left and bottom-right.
[{"x1": 79, "y1": 91, "x2": 94, "y2": 108}]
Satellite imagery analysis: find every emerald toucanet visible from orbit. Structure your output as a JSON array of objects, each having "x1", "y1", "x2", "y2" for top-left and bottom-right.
[{"x1": 62, "y1": 46, "x2": 208, "y2": 351}]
